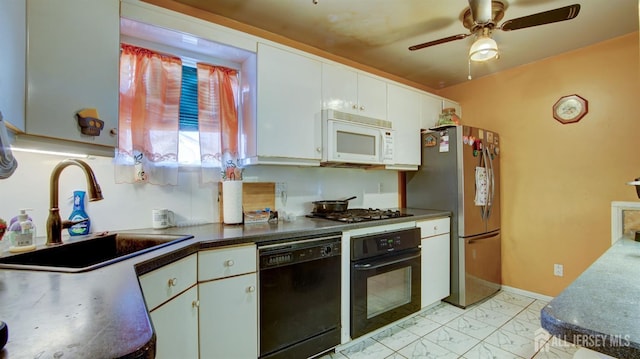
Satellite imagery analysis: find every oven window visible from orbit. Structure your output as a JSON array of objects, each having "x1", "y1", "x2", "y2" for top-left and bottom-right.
[
  {"x1": 337, "y1": 130, "x2": 376, "y2": 156},
  {"x1": 366, "y1": 266, "x2": 412, "y2": 319}
]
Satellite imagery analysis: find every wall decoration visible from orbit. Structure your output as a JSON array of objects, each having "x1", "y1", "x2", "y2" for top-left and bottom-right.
[{"x1": 553, "y1": 94, "x2": 588, "y2": 124}]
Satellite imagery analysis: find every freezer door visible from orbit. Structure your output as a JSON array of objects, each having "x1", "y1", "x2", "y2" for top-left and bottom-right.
[
  {"x1": 460, "y1": 126, "x2": 487, "y2": 237},
  {"x1": 462, "y1": 231, "x2": 501, "y2": 307}
]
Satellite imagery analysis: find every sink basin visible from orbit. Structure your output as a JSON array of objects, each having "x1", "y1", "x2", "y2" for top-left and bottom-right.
[{"x1": 0, "y1": 232, "x2": 193, "y2": 272}]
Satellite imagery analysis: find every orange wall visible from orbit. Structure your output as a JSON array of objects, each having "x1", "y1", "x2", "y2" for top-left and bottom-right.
[{"x1": 438, "y1": 32, "x2": 640, "y2": 296}]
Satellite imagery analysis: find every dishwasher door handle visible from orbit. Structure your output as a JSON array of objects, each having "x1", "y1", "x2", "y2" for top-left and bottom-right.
[{"x1": 353, "y1": 252, "x2": 420, "y2": 271}]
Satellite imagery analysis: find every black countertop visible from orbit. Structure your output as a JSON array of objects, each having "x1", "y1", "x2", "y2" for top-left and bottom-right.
[
  {"x1": 541, "y1": 237, "x2": 640, "y2": 358},
  {"x1": 0, "y1": 208, "x2": 448, "y2": 359}
]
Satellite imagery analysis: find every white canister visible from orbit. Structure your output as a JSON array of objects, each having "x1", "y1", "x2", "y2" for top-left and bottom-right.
[
  {"x1": 152, "y1": 208, "x2": 175, "y2": 229},
  {"x1": 222, "y1": 181, "x2": 243, "y2": 224}
]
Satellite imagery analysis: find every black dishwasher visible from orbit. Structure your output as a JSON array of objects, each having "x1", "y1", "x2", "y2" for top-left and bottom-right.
[{"x1": 258, "y1": 234, "x2": 342, "y2": 359}]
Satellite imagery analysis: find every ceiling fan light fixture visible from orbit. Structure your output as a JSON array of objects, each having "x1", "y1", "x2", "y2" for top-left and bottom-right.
[{"x1": 469, "y1": 35, "x2": 498, "y2": 62}]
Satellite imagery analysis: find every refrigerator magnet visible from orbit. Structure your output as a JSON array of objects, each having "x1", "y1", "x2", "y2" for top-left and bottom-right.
[
  {"x1": 439, "y1": 135, "x2": 449, "y2": 153},
  {"x1": 424, "y1": 134, "x2": 437, "y2": 147}
]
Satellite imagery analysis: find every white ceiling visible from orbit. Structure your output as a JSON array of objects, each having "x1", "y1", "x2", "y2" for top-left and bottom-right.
[{"x1": 170, "y1": 0, "x2": 638, "y2": 89}]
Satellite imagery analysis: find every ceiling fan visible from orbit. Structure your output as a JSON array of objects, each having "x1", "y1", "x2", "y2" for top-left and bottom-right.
[{"x1": 409, "y1": 0, "x2": 581, "y2": 62}]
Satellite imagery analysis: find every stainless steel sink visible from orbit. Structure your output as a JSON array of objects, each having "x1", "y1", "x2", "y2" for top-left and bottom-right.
[{"x1": 0, "y1": 232, "x2": 193, "y2": 273}]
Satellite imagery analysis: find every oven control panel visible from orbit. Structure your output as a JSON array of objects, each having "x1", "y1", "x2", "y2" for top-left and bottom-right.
[{"x1": 351, "y1": 227, "x2": 421, "y2": 260}]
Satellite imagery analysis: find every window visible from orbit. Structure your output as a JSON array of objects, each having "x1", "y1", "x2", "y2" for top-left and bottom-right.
[{"x1": 178, "y1": 65, "x2": 202, "y2": 166}]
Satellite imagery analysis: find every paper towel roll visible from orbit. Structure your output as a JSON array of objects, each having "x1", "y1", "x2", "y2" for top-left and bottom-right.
[{"x1": 222, "y1": 181, "x2": 243, "y2": 224}]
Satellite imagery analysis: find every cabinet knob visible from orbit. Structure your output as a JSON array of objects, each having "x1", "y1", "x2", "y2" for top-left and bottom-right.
[
  {"x1": 247, "y1": 286, "x2": 256, "y2": 293},
  {"x1": 192, "y1": 300, "x2": 200, "y2": 308},
  {"x1": 316, "y1": 147, "x2": 321, "y2": 153},
  {"x1": 109, "y1": 128, "x2": 117, "y2": 136},
  {"x1": 168, "y1": 278, "x2": 178, "y2": 287},
  {"x1": 352, "y1": 104, "x2": 358, "y2": 110},
  {"x1": 359, "y1": 106, "x2": 365, "y2": 111},
  {"x1": 225, "y1": 259, "x2": 235, "y2": 267}
]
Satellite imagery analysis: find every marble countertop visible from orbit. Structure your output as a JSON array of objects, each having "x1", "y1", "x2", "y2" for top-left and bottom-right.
[
  {"x1": 0, "y1": 208, "x2": 449, "y2": 359},
  {"x1": 541, "y1": 237, "x2": 640, "y2": 358}
]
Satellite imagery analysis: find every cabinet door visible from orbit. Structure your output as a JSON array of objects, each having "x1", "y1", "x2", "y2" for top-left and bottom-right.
[
  {"x1": 388, "y1": 84, "x2": 421, "y2": 167},
  {"x1": 420, "y1": 94, "x2": 443, "y2": 130},
  {"x1": 0, "y1": 1, "x2": 26, "y2": 131},
  {"x1": 356, "y1": 73, "x2": 387, "y2": 120},
  {"x1": 199, "y1": 273, "x2": 258, "y2": 359},
  {"x1": 150, "y1": 285, "x2": 199, "y2": 359},
  {"x1": 257, "y1": 43, "x2": 322, "y2": 161},
  {"x1": 421, "y1": 233, "x2": 450, "y2": 308},
  {"x1": 26, "y1": 0, "x2": 119, "y2": 147},
  {"x1": 321, "y1": 63, "x2": 358, "y2": 114},
  {"x1": 139, "y1": 254, "x2": 198, "y2": 311}
]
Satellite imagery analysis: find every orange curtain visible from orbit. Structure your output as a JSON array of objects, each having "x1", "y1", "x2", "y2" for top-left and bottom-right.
[
  {"x1": 196, "y1": 63, "x2": 239, "y2": 182},
  {"x1": 116, "y1": 44, "x2": 182, "y2": 185}
]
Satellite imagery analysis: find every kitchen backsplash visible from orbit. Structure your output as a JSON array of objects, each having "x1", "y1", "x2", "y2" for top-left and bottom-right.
[{"x1": 0, "y1": 151, "x2": 398, "y2": 241}]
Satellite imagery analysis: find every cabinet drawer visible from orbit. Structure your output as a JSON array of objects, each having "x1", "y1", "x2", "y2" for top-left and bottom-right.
[
  {"x1": 198, "y1": 244, "x2": 256, "y2": 281},
  {"x1": 417, "y1": 217, "x2": 450, "y2": 238},
  {"x1": 139, "y1": 254, "x2": 197, "y2": 311}
]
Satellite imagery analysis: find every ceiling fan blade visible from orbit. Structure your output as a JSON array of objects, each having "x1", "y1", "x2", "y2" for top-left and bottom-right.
[
  {"x1": 468, "y1": 0, "x2": 492, "y2": 25},
  {"x1": 500, "y1": 4, "x2": 580, "y2": 31},
  {"x1": 409, "y1": 34, "x2": 471, "y2": 51}
]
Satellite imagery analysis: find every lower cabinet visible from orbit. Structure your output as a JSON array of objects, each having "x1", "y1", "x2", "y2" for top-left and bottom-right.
[
  {"x1": 198, "y1": 273, "x2": 258, "y2": 358},
  {"x1": 198, "y1": 244, "x2": 258, "y2": 358},
  {"x1": 149, "y1": 286, "x2": 199, "y2": 359},
  {"x1": 417, "y1": 218, "x2": 451, "y2": 308}
]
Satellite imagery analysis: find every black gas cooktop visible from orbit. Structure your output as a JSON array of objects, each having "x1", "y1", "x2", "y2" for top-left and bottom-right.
[{"x1": 307, "y1": 208, "x2": 413, "y2": 223}]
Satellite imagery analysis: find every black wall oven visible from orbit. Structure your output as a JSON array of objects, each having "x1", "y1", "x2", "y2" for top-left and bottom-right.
[{"x1": 350, "y1": 227, "x2": 421, "y2": 339}]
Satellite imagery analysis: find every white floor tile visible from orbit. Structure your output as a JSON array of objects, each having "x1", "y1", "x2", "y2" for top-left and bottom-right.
[
  {"x1": 445, "y1": 315, "x2": 499, "y2": 340},
  {"x1": 423, "y1": 326, "x2": 481, "y2": 355},
  {"x1": 422, "y1": 303, "x2": 465, "y2": 325},
  {"x1": 480, "y1": 298, "x2": 528, "y2": 317},
  {"x1": 463, "y1": 306, "x2": 513, "y2": 327},
  {"x1": 373, "y1": 325, "x2": 421, "y2": 351},
  {"x1": 494, "y1": 291, "x2": 537, "y2": 308},
  {"x1": 399, "y1": 314, "x2": 442, "y2": 337},
  {"x1": 514, "y1": 306, "x2": 543, "y2": 325},
  {"x1": 340, "y1": 338, "x2": 395, "y2": 359},
  {"x1": 484, "y1": 328, "x2": 537, "y2": 358},
  {"x1": 527, "y1": 299, "x2": 549, "y2": 312},
  {"x1": 397, "y1": 337, "x2": 460, "y2": 359},
  {"x1": 463, "y1": 341, "x2": 526, "y2": 359},
  {"x1": 501, "y1": 317, "x2": 544, "y2": 339}
]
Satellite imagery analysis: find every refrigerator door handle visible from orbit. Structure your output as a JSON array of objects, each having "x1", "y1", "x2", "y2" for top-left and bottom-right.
[
  {"x1": 482, "y1": 145, "x2": 491, "y2": 220},
  {"x1": 485, "y1": 145, "x2": 495, "y2": 219},
  {"x1": 466, "y1": 231, "x2": 499, "y2": 243}
]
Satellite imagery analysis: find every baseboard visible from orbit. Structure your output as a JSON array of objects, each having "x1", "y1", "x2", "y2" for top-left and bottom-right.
[{"x1": 501, "y1": 285, "x2": 554, "y2": 302}]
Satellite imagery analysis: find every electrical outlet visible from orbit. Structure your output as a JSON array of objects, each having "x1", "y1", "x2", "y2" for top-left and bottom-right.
[{"x1": 554, "y1": 264, "x2": 564, "y2": 277}]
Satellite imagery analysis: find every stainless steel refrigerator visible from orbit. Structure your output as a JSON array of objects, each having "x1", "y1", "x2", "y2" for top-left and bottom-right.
[{"x1": 406, "y1": 125, "x2": 501, "y2": 308}]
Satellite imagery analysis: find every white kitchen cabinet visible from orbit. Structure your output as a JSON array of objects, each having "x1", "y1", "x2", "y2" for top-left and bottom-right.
[
  {"x1": 417, "y1": 217, "x2": 451, "y2": 308},
  {"x1": 387, "y1": 83, "x2": 421, "y2": 169},
  {"x1": 420, "y1": 94, "x2": 444, "y2": 131},
  {"x1": 198, "y1": 244, "x2": 258, "y2": 358},
  {"x1": 26, "y1": 0, "x2": 119, "y2": 147},
  {"x1": 0, "y1": 1, "x2": 26, "y2": 131},
  {"x1": 138, "y1": 254, "x2": 198, "y2": 359},
  {"x1": 149, "y1": 286, "x2": 199, "y2": 359},
  {"x1": 321, "y1": 63, "x2": 387, "y2": 121},
  {"x1": 246, "y1": 42, "x2": 322, "y2": 166}
]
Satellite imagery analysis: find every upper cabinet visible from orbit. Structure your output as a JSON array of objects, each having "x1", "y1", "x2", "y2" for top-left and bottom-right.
[
  {"x1": 0, "y1": 1, "x2": 26, "y2": 131},
  {"x1": 387, "y1": 84, "x2": 421, "y2": 169},
  {"x1": 26, "y1": 0, "x2": 119, "y2": 147},
  {"x1": 420, "y1": 94, "x2": 444, "y2": 130},
  {"x1": 322, "y1": 63, "x2": 387, "y2": 121},
  {"x1": 242, "y1": 43, "x2": 322, "y2": 166}
]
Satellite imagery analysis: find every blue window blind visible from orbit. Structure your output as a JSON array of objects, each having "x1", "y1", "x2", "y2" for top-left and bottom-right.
[{"x1": 180, "y1": 66, "x2": 199, "y2": 131}]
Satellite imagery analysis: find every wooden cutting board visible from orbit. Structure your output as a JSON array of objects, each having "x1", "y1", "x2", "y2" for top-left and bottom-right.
[{"x1": 218, "y1": 182, "x2": 276, "y2": 216}]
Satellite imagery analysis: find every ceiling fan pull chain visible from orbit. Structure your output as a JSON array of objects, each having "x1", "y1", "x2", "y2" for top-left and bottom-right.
[{"x1": 468, "y1": 59, "x2": 472, "y2": 80}]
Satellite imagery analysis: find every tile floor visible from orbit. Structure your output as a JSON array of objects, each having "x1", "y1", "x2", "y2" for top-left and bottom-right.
[{"x1": 320, "y1": 290, "x2": 587, "y2": 359}]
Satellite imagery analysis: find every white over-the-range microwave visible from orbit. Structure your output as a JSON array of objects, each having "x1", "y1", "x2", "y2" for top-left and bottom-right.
[{"x1": 321, "y1": 109, "x2": 395, "y2": 166}]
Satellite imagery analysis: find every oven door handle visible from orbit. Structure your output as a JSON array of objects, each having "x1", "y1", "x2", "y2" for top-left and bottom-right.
[{"x1": 353, "y1": 251, "x2": 420, "y2": 271}]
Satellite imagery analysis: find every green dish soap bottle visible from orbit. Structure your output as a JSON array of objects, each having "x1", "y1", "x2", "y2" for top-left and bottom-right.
[{"x1": 68, "y1": 190, "x2": 90, "y2": 236}]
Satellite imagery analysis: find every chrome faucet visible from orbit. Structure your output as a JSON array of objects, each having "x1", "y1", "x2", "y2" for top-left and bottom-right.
[{"x1": 46, "y1": 159, "x2": 104, "y2": 245}]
